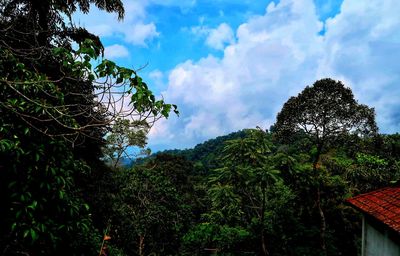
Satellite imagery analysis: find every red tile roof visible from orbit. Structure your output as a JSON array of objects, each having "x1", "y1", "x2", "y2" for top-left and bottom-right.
[{"x1": 347, "y1": 187, "x2": 400, "y2": 233}]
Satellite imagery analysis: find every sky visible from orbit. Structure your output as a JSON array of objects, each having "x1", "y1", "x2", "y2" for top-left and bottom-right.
[{"x1": 74, "y1": 0, "x2": 400, "y2": 151}]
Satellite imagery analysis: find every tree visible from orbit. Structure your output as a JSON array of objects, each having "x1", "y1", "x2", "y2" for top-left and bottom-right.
[
  {"x1": 275, "y1": 78, "x2": 377, "y2": 152},
  {"x1": 0, "y1": 0, "x2": 177, "y2": 254},
  {"x1": 346, "y1": 152, "x2": 400, "y2": 193},
  {"x1": 112, "y1": 154, "x2": 195, "y2": 256},
  {"x1": 1, "y1": 0, "x2": 176, "y2": 144},
  {"x1": 103, "y1": 118, "x2": 150, "y2": 168},
  {"x1": 205, "y1": 128, "x2": 279, "y2": 255},
  {"x1": 274, "y1": 78, "x2": 377, "y2": 254}
]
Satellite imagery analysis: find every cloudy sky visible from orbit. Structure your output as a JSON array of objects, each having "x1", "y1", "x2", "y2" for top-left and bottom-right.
[{"x1": 74, "y1": 0, "x2": 400, "y2": 151}]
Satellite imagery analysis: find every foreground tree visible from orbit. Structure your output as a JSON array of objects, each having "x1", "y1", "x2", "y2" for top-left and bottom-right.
[
  {"x1": 0, "y1": 0, "x2": 176, "y2": 254},
  {"x1": 274, "y1": 78, "x2": 377, "y2": 254}
]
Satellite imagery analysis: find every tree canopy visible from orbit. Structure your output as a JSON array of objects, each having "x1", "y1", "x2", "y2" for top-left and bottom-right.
[
  {"x1": 274, "y1": 78, "x2": 378, "y2": 254},
  {"x1": 275, "y1": 78, "x2": 378, "y2": 148}
]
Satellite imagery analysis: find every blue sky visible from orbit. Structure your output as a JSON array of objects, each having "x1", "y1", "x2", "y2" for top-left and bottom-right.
[{"x1": 74, "y1": 0, "x2": 400, "y2": 151}]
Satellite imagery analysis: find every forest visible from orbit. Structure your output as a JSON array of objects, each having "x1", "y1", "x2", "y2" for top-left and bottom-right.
[{"x1": 1, "y1": 1, "x2": 399, "y2": 255}]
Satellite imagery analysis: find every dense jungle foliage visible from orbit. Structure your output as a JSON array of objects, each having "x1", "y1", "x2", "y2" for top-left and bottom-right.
[
  {"x1": 1, "y1": 1, "x2": 399, "y2": 256},
  {"x1": 0, "y1": 0, "x2": 175, "y2": 255},
  {"x1": 138, "y1": 130, "x2": 400, "y2": 256}
]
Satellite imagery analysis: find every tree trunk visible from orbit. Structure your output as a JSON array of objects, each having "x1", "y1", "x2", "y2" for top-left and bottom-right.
[
  {"x1": 261, "y1": 234, "x2": 268, "y2": 256},
  {"x1": 316, "y1": 186, "x2": 327, "y2": 255},
  {"x1": 313, "y1": 143, "x2": 327, "y2": 256},
  {"x1": 139, "y1": 235, "x2": 145, "y2": 256},
  {"x1": 261, "y1": 233, "x2": 268, "y2": 256},
  {"x1": 260, "y1": 185, "x2": 269, "y2": 256},
  {"x1": 114, "y1": 151, "x2": 123, "y2": 169}
]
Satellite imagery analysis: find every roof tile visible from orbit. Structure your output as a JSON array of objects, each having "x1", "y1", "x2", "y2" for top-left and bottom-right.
[{"x1": 347, "y1": 187, "x2": 400, "y2": 233}]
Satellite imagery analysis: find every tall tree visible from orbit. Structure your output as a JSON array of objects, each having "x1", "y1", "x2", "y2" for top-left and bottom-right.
[
  {"x1": 207, "y1": 128, "x2": 279, "y2": 255},
  {"x1": 274, "y1": 78, "x2": 377, "y2": 254}
]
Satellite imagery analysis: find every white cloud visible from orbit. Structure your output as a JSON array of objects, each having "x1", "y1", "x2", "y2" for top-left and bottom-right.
[
  {"x1": 104, "y1": 44, "x2": 129, "y2": 58},
  {"x1": 149, "y1": 0, "x2": 400, "y2": 149},
  {"x1": 125, "y1": 22, "x2": 159, "y2": 46},
  {"x1": 149, "y1": 69, "x2": 163, "y2": 81},
  {"x1": 206, "y1": 23, "x2": 235, "y2": 50},
  {"x1": 88, "y1": 24, "x2": 114, "y2": 37},
  {"x1": 148, "y1": 69, "x2": 165, "y2": 91},
  {"x1": 189, "y1": 23, "x2": 235, "y2": 50},
  {"x1": 73, "y1": 1, "x2": 159, "y2": 47},
  {"x1": 317, "y1": 0, "x2": 400, "y2": 133},
  {"x1": 189, "y1": 25, "x2": 207, "y2": 36}
]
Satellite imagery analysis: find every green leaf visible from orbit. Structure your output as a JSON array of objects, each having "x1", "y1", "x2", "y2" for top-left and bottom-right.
[
  {"x1": 27, "y1": 201, "x2": 38, "y2": 210},
  {"x1": 15, "y1": 211, "x2": 22, "y2": 219},
  {"x1": 8, "y1": 181, "x2": 17, "y2": 189},
  {"x1": 59, "y1": 190, "x2": 64, "y2": 199},
  {"x1": 30, "y1": 229, "x2": 38, "y2": 241},
  {"x1": 11, "y1": 223, "x2": 17, "y2": 232}
]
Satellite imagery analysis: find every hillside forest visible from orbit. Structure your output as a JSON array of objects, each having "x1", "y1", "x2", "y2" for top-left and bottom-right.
[{"x1": 1, "y1": 1, "x2": 400, "y2": 256}]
